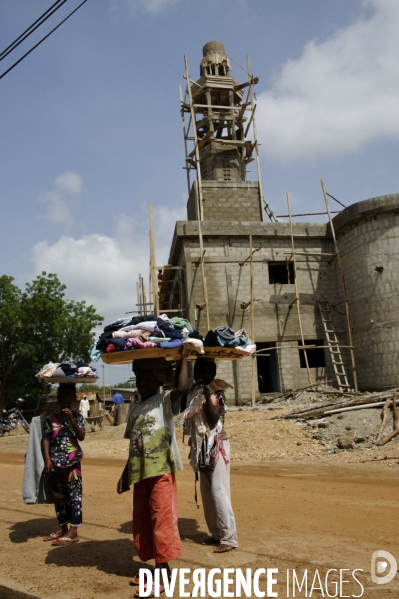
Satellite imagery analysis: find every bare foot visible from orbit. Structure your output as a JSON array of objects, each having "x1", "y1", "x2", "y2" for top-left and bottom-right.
[
  {"x1": 43, "y1": 525, "x2": 68, "y2": 541},
  {"x1": 60, "y1": 525, "x2": 79, "y2": 540}
]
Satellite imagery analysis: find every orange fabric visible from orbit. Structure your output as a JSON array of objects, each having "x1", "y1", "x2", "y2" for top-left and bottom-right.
[{"x1": 132, "y1": 473, "x2": 182, "y2": 563}]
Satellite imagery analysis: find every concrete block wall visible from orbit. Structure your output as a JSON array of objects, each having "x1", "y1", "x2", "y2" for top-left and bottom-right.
[
  {"x1": 166, "y1": 220, "x2": 352, "y2": 402},
  {"x1": 187, "y1": 181, "x2": 263, "y2": 222},
  {"x1": 334, "y1": 194, "x2": 399, "y2": 390}
]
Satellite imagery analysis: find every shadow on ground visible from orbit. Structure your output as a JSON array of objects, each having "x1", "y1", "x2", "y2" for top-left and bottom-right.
[
  {"x1": 9, "y1": 518, "x2": 59, "y2": 544},
  {"x1": 178, "y1": 517, "x2": 205, "y2": 543},
  {"x1": 45, "y1": 538, "x2": 138, "y2": 577}
]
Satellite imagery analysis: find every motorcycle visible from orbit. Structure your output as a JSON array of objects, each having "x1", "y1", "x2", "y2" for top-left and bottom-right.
[{"x1": 0, "y1": 398, "x2": 30, "y2": 437}]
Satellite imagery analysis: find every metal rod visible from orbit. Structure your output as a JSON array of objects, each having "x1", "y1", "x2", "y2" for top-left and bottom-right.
[
  {"x1": 326, "y1": 192, "x2": 346, "y2": 209},
  {"x1": 239, "y1": 247, "x2": 260, "y2": 266},
  {"x1": 276, "y1": 211, "x2": 340, "y2": 218}
]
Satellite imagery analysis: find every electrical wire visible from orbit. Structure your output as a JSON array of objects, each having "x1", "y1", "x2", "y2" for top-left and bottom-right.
[
  {"x1": 0, "y1": 0, "x2": 89, "y2": 81},
  {"x1": 0, "y1": 0, "x2": 69, "y2": 62}
]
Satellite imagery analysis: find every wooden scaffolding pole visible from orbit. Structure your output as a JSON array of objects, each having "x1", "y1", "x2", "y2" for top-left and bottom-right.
[
  {"x1": 179, "y1": 83, "x2": 191, "y2": 198},
  {"x1": 246, "y1": 55, "x2": 276, "y2": 223},
  {"x1": 184, "y1": 55, "x2": 210, "y2": 331},
  {"x1": 149, "y1": 203, "x2": 159, "y2": 316},
  {"x1": 249, "y1": 234, "x2": 257, "y2": 406},
  {"x1": 320, "y1": 179, "x2": 358, "y2": 391},
  {"x1": 287, "y1": 191, "x2": 313, "y2": 385},
  {"x1": 184, "y1": 55, "x2": 204, "y2": 222}
]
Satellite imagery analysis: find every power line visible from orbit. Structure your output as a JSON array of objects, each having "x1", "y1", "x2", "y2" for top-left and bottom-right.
[
  {"x1": 0, "y1": 0, "x2": 69, "y2": 62},
  {"x1": 0, "y1": 0, "x2": 89, "y2": 81}
]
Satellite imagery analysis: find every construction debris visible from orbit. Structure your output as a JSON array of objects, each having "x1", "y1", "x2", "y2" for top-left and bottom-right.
[
  {"x1": 278, "y1": 387, "x2": 399, "y2": 420},
  {"x1": 266, "y1": 385, "x2": 399, "y2": 451}
]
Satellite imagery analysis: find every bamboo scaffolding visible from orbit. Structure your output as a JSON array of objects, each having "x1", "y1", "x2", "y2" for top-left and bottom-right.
[
  {"x1": 255, "y1": 345, "x2": 354, "y2": 354},
  {"x1": 149, "y1": 203, "x2": 158, "y2": 316},
  {"x1": 184, "y1": 55, "x2": 210, "y2": 330},
  {"x1": 320, "y1": 179, "x2": 358, "y2": 391},
  {"x1": 246, "y1": 55, "x2": 276, "y2": 223},
  {"x1": 179, "y1": 83, "x2": 191, "y2": 197},
  {"x1": 286, "y1": 192, "x2": 312, "y2": 385},
  {"x1": 249, "y1": 234, "x2": 256, "y2": 406}
]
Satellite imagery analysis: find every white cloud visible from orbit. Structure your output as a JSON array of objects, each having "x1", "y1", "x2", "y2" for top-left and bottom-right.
[
  {"x1": 38, "y1": 172, "x2": 84, "y2": 229},
  {"x1": 40, "y1": 192, "x2": 76, "y2": 227},
  {"x1": 112, "y1": 0, "x2": 180, "y2": 14},
  {"x1": 29, "y1": 203, "x2": 186, "y2": 326},
  {"x1": 256, "y1": 0, "x2": 399, "y2": 163},
  {"x1": 55, "y1": 172, "x2": 83, "y2": 195}
]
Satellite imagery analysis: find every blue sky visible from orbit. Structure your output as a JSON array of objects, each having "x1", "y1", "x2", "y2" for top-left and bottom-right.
[{"x1": 1, "y1": 0, "x2": 398, "y2": 382}]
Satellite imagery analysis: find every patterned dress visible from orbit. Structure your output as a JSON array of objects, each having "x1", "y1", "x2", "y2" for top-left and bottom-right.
[{"x1": 42, "y1": 412, "x2": 85, "y2": 527}]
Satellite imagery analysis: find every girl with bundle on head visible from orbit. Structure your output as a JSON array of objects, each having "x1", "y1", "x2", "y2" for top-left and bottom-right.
[
  {"x1": 183, "y1": 358, "x2": 238, "y2": 553},
  {"x1": 41, "y1": 384, "x2": 85, "y2": 546},
  {"x1": 117, "y1": 351, "x2": 189, "y2": 598}
]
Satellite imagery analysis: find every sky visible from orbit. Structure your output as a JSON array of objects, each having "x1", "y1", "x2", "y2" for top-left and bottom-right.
[{"x1": 1, "y1": 0, "x2": 399, "y2": 385}]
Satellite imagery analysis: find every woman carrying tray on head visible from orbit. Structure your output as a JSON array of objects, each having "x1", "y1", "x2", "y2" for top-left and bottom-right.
[
  {"x1": 117, "y1": 350, "x2": 189, "y2": 597},
  {"x1": 183, "y1": 358, "x2": 238, "y2": 553},
  {"x1": 41, "y1": 383, "x2": 85, "y2": 546}
]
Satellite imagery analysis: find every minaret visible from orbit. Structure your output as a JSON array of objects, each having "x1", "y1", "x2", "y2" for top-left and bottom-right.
[{"x1": 181, "y1": 41, "x2": 275, "y2": 222}]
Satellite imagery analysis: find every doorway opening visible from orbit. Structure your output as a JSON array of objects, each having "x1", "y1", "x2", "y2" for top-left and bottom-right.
[{"x1": 256, "y1": 342, "x2": 279, "y2": 393}]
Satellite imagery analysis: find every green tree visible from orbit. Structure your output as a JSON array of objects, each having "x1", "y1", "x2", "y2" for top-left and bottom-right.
[
  {"x1": 113, "y1": 379, "x2": 136, "y2": 389},
  {"x1": 0, "y1": 272, "x2": 103, "y2": 409}
]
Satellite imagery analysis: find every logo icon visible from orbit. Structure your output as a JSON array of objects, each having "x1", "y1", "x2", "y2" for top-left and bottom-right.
[{"x1": 371, "y1": 550, "x2": 397, "y2": 584}]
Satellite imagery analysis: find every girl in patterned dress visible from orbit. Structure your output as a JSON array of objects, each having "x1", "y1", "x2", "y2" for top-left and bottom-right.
[{"x1": 41, "y1": 384, "x2": 85, "y2": 546}]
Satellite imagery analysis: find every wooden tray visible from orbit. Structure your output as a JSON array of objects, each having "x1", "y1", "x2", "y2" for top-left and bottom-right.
[
  {"x1": 39, "y1": 377, "x2": 99, "y2": 384},
  {"x1": 100, "y1": 346, "x2": 247, "y2": 365}
]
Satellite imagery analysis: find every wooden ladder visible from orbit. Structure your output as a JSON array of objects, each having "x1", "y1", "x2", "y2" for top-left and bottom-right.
[{"x1": 317, "y1": 299, "x2": 351, "y2": 392}]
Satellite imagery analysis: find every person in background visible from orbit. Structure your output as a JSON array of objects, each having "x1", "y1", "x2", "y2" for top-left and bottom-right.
[
  {"x1": 79, "y1": 394, "x2": 90, "y2": 419},
  {"x1": 111, "y1": 390, "x2": 124, "y2": 426},
  {"x1": 42, "y1": 384, "x2": 85, "y2": 546},
  {"x1": 184, "y1": 358, "x2": 238, "y2": 553},
  {"x1": 96, "y1": 393, "x2": 103, "y2": 413},
  {"x1": 117, "y1": 352, "x2": 189, "y2": 597}
]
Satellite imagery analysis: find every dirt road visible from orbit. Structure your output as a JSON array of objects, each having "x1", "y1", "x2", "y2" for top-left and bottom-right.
[{"x1": 0, "y1": 431, "x2": 398, "y2": 599}]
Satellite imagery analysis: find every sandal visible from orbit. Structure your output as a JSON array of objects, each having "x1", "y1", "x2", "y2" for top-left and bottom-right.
[
  {"x1": 51, "y1": 536, "x2": 80, "y2": 546},
  {"x1": 130, "y1": 569, "x2": 155, "y2": 586},
  {"x1": 202, "y1": 536, "x2": 219, "y2": 546},
  {"x1": 43, "y1": 532, "x2": 63, "y2": 542},
  {"x1": 214, "y1": 544, "x2": 236, "y2": 553},
  {"x1": 134, "y1": 582, "x2": 165, "y2": 598}
]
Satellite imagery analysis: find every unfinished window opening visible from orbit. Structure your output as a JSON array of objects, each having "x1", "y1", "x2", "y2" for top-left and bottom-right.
[
  {"x1": 268, "y1": 262, "x2": 295, "y2": 285},
  {"x1": 298, "y1": 340, "x2": 325, "y2": 368}
]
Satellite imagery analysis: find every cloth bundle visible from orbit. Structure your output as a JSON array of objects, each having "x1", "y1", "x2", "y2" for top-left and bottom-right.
[
  {"x1": 203, "y1": 327, "x2": 256, "y2": 355},
  {"x1": 92, "y1": 313, "x2": 202, "y2": 360},
  {"x1": 36, "y1": 361, "x2": 98, "y2": 382}
]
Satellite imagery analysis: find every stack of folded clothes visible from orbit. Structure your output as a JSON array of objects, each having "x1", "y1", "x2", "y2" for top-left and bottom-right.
[
  {"x1": 36, "y1": 361, "x2": 98, "y2": 382},
  {"x1": 92, "y1": 314, "x2": 256, "y2": 360},
  {"x1": 91, "y1": 314, "x2": 203, "y2": 361},
  {"x1": 203, "y1": 326, "x2": 256, "y2": 355}
]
